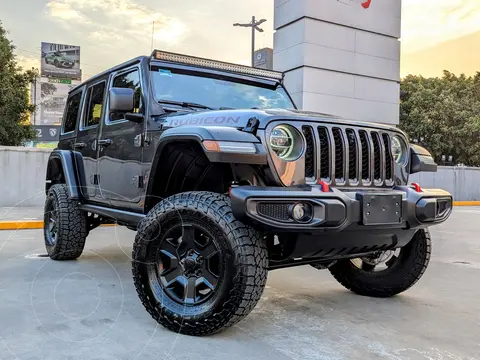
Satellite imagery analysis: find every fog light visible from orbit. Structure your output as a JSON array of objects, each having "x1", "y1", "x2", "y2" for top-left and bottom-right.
[{"x1": 290, "y1": 203, "x2": 313, "y2": 223}]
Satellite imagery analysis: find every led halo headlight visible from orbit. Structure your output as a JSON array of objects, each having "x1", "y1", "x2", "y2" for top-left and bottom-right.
[
  {"x1": 391, "y1": 135, "x2": 408, "y2": 166},
  {"x1": 269, "y1": 124, "x2": 304, "y2": 161}
]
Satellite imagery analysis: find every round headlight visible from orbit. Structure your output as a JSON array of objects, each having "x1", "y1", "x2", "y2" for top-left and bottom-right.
[
  {"x1": 269, "y1": 125, "x2": 304, "y2": 161},
  {"x1": 391, "y1": 136, "x2": 408, "y2": 166}
]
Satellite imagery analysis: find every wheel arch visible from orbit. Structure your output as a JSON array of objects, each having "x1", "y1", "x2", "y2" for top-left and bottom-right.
[
  {"x1": 46, "y1": 150, "x2": 86, "y2": 200},
  {"x1": 144, "y1": 127, "x2": 268, "y2": 212}
]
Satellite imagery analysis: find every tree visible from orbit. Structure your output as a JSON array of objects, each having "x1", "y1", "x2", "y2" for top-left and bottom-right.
[
  {"x1": 0, "y1": 22, "x2": 36, "y2": 146},
  {"x1": 41, "y1": 82, "x2": 57, "y2": 98},
  {"x1": 400, "y1": 71, "x2": 480, "y2": 166}
]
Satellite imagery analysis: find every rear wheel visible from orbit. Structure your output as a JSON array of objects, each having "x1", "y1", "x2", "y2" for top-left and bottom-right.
[
  {"x1": 328, "y1": 229, "x2": 431, "y2": 297},
  {"x1": 132, "y1": 191, "x2": 268, "y2": 336},
  {"x1": 44, "y1": 184, "x2": 88, "y2": 260}
]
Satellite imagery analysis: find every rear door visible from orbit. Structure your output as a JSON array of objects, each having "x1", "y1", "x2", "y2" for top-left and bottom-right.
[{"x1": 75, "y1": 78, "x2": 108, "y2": 201}]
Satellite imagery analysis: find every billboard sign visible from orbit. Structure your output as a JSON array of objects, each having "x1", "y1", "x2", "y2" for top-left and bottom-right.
[
  {"x1": 37, "y1": 77, "x2": 79, "y2": 125},
  {"x1": 337, "y1": 0, "x2": 372, "y2": 9},
  {"x1": 33, "y1": 125, "x2": 61, "y2": 142},
  {"x1": 254, "y1": 48, "x2": 273, "y2": 70},
  {"x1": 41, "y1": 42, "x2": 81, "y2": 80}
]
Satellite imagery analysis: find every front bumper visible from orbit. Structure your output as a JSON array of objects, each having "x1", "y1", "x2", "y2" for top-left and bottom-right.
[{"x1": 230, "y1": 185, "x2": 452, "y2": 233}]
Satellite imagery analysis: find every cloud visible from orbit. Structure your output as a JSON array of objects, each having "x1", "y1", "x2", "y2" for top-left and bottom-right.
[
  {"x1": 45, "y1": 0, "x2": 188, "y2": 48},
  {"x1": 15, "y1": 53, "x2": 39, "y2": 71},
  {"x1": 46, "y1": 1, "x2": 90, "y2": 24},
  {"x1": 402, "y1": 0, "x2": 480, "y2": 53}
]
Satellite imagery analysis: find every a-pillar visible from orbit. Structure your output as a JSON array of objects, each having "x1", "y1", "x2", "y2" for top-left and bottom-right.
[{"x1": 274, "y1": 0, "x2": 402, "y2": 125}]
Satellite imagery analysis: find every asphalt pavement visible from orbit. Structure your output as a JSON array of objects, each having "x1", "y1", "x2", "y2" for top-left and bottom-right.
[{"x1": 0, "y1": 208, "x2": 479, "y2": 360}]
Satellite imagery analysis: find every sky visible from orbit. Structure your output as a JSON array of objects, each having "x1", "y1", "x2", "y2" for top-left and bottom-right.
[{"x1": 1, "y1": 0, "x2": 480, "y2": 79}]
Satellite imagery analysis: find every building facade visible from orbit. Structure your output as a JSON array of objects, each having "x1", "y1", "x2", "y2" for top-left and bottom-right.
[{"x1": 273, "y1": 0, "x2": 402, "y2": 125}]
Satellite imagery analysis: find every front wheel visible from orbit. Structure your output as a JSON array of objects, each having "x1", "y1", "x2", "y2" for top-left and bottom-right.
[
  {"x1": 329, "y1": 229, "x2": 431, "y2": 298},
  {"x1": 132, "y1": 192, "x2": 268, "y2": 336}
]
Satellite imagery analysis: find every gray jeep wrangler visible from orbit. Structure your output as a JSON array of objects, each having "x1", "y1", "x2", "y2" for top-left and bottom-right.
[{"x1": 44, "y1": 50, "x2": 452, "y2": 336}]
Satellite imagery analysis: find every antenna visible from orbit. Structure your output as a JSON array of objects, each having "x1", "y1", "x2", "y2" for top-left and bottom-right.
[{"x1": 151, "y1": 21, "x2": 155, "y2": 52}]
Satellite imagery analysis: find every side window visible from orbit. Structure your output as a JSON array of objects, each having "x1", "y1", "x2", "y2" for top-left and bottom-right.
[
  {"x1": 63, "y1": 91, "x2": 82, "y2": 133},
  {"x1": 84, "y1": 81, "x2": 106, "y2": 128},
  {"x1": 110, "y1": 69, "x2": 141, "y2": 121}
]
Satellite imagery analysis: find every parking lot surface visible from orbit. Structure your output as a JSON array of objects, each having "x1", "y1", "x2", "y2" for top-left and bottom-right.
[{"x1": 0, "y1": 208, "x2": 479, "y2": 360}]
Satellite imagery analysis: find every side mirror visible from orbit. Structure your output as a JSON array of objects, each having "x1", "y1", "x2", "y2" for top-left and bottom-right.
[
  {"x1": 125, "y1": 112, "x2": 144, "y2": 123},
  {"x1": 410, "y1": 144, "x2": 437, "y2": 174},
  {"x1": 109, "y1": 87, "x2": 134, "y2": 112}
]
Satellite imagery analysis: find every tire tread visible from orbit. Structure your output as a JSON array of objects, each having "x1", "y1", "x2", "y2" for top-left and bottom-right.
[
  {"x1": 44, "y1": 184, "x2": 87, "y2": 260},
  {"x1": 132, "y1": 191, "x2": 268, "y2": 336}
]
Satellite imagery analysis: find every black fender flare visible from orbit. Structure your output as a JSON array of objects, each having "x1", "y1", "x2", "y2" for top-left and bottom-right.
[
  {"x1": 144, "y1": 126, "x2": 268, "y2": 204},
  {"x1": 45, "y1": 150, "x2": 87, "y2": 200},
  {"x1": 155, "y1": 126, "x2": 268, "y2": 165}
]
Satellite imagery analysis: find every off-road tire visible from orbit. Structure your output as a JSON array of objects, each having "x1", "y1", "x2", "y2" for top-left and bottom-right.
[
  {"x1": 132, "y1": 191, "x2": 268, "y2": 336},
  {"x1": 328, "y1": 229, "x2": 431, "y2": 298},
  {"x1": 43, "y1": 184, "x2": 88, "y2": 260}
]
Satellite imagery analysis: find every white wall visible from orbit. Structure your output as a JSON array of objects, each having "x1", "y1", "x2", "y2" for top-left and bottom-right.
[
  {"x1": 0, "y1": 147, "x2": 51, "y2": 207},
  {"x1": 0, "y1": 148, "x2": 478, "y2": 207},
  {"x1": 274, "y1": 0, "x2": 402, "y2": 124}
]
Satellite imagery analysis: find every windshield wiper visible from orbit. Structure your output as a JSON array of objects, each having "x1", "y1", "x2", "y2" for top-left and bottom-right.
[{"x1": 159, "y1": 99, "x2": 214, "y2": 110}]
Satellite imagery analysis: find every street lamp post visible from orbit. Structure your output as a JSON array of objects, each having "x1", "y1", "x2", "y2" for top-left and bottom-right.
[{"x1": 233, "y1": 16, "x2": 267, "y2": 67}]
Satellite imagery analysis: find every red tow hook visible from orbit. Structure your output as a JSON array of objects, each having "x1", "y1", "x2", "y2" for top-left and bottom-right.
[
  {"x1": 317, "y1": 180, "x2": 330, "y2": 192},
  {"x1": 411, "y1": 182, "x2": 422, "y2": 192}
]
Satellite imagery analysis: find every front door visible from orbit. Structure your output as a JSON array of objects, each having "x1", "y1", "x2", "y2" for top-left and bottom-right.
[
  {"x1": 75, "y1": 78, "x2": 107, "y2": 201},
  {"x1": 97, "y1": 66, "x2": 145, "y2": 210}
]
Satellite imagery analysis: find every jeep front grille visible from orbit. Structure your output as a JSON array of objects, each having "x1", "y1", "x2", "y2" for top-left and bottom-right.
[{"x1": 302, "y1": 125, "x2": 395, "y2": 187}]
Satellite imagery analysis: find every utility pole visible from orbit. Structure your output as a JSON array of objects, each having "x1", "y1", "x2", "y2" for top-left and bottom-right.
[
  {"x1": 233, "y1": 16, "x2": 267, "y2": 67},
  {"x1": 31, "y1": 76, "x2": 37, "y2": 125}
]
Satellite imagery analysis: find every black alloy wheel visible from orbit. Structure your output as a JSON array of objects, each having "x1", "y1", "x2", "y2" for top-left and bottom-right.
[
  {"x1": 44, "y1": 198, "x2": 58, "y2": 246},
  {"x1": 350, "y1": 248, "x2": 402, "y2": 272},
  {"x1": 154, "y1": 223, "x2": 221, "y2": 306}
]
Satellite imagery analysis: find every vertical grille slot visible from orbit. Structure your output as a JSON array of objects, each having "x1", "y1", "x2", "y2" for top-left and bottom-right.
[
  {"x1": 318, "y1": 127, "x2": 330, "y2": 180},
  {"x1": 359, "y1": 130, "x2": 370, "y2": 182},
  {"x1": 382, "y1": 133, "x2": 393, "y2": 181},
  {"x1": 346, "y1": 129, "x2": 358, "y2": 181},
  {"x1": 302, "y1": 126, "x2": 315, "y2": 179},
  {"x1": 371, "y1": 132, "x2": 381, "y2": 181},
  {"x1": 332, "y1": 128, "x2": 345, "y2": 181}
]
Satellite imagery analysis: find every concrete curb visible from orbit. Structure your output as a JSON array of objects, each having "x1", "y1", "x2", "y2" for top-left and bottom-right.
[
  {"x1": 0, "y1": 221, "x2": 115, "y2": 231},
  {"x1": 0, "y1": 202, "x2": 478, "y2": 230},
  {"x1": 453, "y1": 201, "x2": 480, "y2": 206}
]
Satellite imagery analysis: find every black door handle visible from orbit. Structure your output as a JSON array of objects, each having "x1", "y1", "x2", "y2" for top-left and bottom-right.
[
  {"x1": 74, "y1": 142, "x2": 87, "y2": 149},
  {"x1": 98, "y1": 139, "x2": 113, "y2": 147}
]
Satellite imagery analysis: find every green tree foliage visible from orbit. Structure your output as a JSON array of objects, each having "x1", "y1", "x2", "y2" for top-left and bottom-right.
[
  {"x1": 0, "y1": 22, "x2": 36, "y2": 146},
  {"x1": 400, "y1": 71, "x2": 480, "y2": 166}
]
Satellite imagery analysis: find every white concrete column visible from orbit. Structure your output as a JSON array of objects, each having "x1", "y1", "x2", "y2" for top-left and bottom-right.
[{"x1": 273, "y1": 0, "x2": 402, "y2": 125}]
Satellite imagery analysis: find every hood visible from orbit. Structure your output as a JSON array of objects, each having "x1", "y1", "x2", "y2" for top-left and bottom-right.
[{"x1": 158, "y1": 108, "x2": 400, "y2": 132}]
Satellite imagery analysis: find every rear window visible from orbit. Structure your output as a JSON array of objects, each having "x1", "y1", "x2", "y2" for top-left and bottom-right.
[{"x1": 63, "y1": 91, "x2": 82, "y2": 133}]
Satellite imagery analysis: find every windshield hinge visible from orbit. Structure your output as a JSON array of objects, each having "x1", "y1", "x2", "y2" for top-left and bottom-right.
[
  {"x1": 243, "y1": 117, "x2": 260, "y2": 134},
  {"x1": 134, "y1": 133, "x2": 150, "y2": 148}
]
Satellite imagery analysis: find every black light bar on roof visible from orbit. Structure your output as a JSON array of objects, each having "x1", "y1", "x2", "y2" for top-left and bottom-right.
[{"x1": 151, "y1": 50, "x2": 284, "y2": 81}]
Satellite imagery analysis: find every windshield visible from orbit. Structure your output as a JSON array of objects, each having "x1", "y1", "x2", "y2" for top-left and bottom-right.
[{"x1": 150, "y1": 67, "x2": 295, "y2": 110}]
